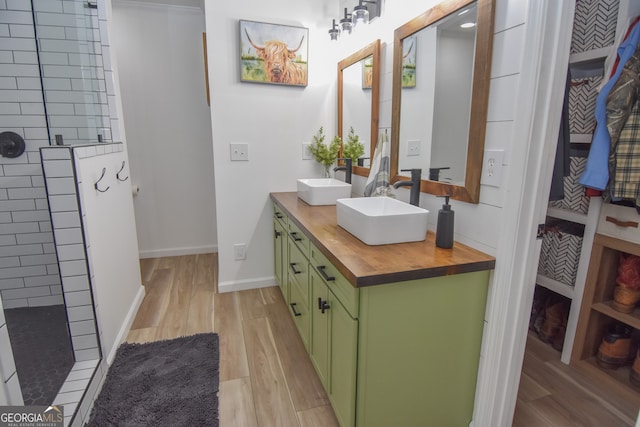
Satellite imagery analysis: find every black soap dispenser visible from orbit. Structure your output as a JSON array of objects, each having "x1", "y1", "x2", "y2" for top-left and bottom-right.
[{"x1": 436, "y1": 195, "x2": 454, "y2": 249}]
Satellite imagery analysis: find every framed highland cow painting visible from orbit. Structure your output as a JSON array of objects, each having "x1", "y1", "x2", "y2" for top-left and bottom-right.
[{"x1": 239, "y1": 20, "x2": 309, "y2": 87}]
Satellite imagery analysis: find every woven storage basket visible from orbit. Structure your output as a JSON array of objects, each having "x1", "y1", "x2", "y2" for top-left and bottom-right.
[
  {"x1": 549, "y1": 156, "x2": 589, "y2": 214},
  {"x1": 569, "y1": 76, "x2": 602, "y2": 135},
  {"x1": 538, "y1": 219, "x2": 585, "y2": 286},
  {"x1": 571, "y1": 0, "x2": 619, "y2": 54}
]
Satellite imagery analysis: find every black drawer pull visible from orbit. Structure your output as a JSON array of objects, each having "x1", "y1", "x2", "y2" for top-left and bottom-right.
[
  {"x1": 290, "y1": 302, "x2": 302, "y2": 317},
  {"x1": 274, "y1": 230, "x2": 281, "y2": 238},
  {"x1": 289, "y1": 262, "x2": 302, "y2": 274},
  {"x1": 320, "y1": 299, "x2": 330, "y2": 314},
  {"x1": 317, "y1": 265, "x2": 335, "y2": 281},
  {"x1": 275, "y1": 212, "x2": 283, "y2": 219},
  {"x1": 290, "y1": 232, "x2": 303, "y2": 242}
]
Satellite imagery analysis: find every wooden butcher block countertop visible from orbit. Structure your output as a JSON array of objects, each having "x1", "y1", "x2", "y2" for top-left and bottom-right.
[{"x1": 270, "y1": 192, "x2": 496, "y2": 287}]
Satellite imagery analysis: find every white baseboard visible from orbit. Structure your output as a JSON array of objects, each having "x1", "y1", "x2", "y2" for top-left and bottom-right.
[
  {"x1": 218, "y1": 276, "x2": 276, "y2": 293},
  {"x1": 106, "y1": 285, "x2": 146, "y2": 365},
  {"x1": 139, "y1": 244, "x2": 218, "y2": 259}
]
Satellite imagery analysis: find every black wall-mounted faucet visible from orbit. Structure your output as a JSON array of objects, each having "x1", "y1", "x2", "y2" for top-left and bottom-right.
[
  {"x1": 393, "y1": 168, "x2": 422, "y2": 206},
  {"x1": 334, "y1": 158, "x2": 353, "y2": 184},
  {"x1": 429, "y1": 167, "x2": 450, "y2": 182}
]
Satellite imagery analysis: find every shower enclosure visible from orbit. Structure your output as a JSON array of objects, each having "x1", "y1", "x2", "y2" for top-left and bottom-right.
[{"x1": 0, "y1": 0, "x2": 116, "y2": 425}]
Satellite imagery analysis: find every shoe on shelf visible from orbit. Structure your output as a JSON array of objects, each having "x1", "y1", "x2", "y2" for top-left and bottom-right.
[
  {"x1": 596, "y1": 323, "x2": 634, "y2": 369},
  {"x1": 539, "y1": 298, "x2": 568, "y2": 343}
]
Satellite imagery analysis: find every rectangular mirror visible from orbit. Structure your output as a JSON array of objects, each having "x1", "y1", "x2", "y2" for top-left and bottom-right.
[
  {"x1": 391, "y1": 0, "x2": 495, "y2": 203},
  {"x1": 338, "y1": 39, "x2": 381, "y2": 176}
]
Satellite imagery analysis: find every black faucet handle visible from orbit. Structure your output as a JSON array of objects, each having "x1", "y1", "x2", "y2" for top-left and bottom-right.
[{"x1": 401, "y1": 168, "x2": 422, "y2": 181}]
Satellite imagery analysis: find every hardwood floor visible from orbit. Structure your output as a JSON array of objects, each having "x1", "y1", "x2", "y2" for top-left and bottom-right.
[
  {"x1": 513, "y1": 331, "x2": 639, "y2": 426},
  {"x1": 125, "y1": 254, "x2": 339, "y2": 427},
  {"x1": 125, "y1": 254, "x2": 639, "y2": 426}
]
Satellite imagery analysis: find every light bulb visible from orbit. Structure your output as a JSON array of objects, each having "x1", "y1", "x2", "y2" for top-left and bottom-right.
[{"x1": 352, "y1": 5, "x2": 369, "y2": 27}]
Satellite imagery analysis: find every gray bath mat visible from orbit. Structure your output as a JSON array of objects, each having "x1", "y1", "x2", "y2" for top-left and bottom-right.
[{"x1": 86, "y1": 333, "x2": 219, "y2": 426}]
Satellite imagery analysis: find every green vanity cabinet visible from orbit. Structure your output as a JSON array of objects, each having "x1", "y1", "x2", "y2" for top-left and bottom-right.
[
  {"x1": 355, "y1": 271, "x2": 490, "y2": 427},
  {"x1": 271, "y1": 195, "x2": 494, "y2": 427},
  {"x1": 273, "y1": 204, "x2": 288, "y2": 299},
  {"x1": 310, "y1": 267, "x2": 358, "y2": 427}
]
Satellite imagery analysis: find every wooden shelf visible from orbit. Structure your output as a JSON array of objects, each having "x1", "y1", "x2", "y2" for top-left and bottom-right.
[
  {"x1": 570, "y1": 133, "x2": 593, "y2": 144},
  {"x1": 569, "y1": 47, "x2": 610, "y2": 78},
  {"x1": 546, "y1": 206, "x2": 588, "y2": 225},
  {"x1": 537, "y1": 274, "x2": 574, "y2": 299},
  {"x1": 592, "y1": 301, "x2": 640, "y2": 331}
]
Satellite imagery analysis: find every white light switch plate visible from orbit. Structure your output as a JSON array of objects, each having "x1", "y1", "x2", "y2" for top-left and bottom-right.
[
  {"x1": 407, "y1": 140, "x2": 420, "y2": 156},
  {"x1": 302, "y1": 143, "x2": 312, "y2": 160},
  {"x1": 230, "y1": 143, "x2": 249, "y2": 161}
]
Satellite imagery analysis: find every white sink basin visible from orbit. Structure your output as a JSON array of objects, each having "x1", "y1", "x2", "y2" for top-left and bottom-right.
[
  {"x1": 336, "y1": 197, "x2": 429, "y2": 245},
  {"x1": 297, "y1": 178, "x2": 352, "y2": 206}
]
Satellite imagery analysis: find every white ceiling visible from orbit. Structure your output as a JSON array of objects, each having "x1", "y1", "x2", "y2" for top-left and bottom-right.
[{"x1": 117, "y1": 0, "x2": 204, "y2": 10}]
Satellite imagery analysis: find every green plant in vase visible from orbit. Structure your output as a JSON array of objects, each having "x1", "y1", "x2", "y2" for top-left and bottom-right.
[
  {"x1": 342, "y1": 126, "x2": 365, "y2": 163},
  {"x1": 309, "y1": 127, "x2": 341, "y2": 177}
]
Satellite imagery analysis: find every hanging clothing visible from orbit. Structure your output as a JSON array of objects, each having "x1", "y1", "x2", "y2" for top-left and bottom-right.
[
  {"x1": 610, "y1": 97, "x2": 640, "y2": 209},
  {"x1": 604, "y1": 45, "x2": 640, "y2": 152},
  {"x1": 579, "y1": 21, "x2": 640, "y2": 191},
  {"x1": 364, "y1": 131, "x2": 390, "y2": 197}
]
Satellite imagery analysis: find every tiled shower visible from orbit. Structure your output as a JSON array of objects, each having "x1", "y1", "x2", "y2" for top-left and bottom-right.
[{"x1": 0, "y1": 0, "x2": 122, "y2": 425}]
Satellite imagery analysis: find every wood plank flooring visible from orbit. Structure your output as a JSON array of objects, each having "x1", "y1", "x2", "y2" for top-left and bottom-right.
[
  {"x1": 126, "y1": 254, "x2": 338, "y2": 427},
  {"x1": 513, "y1": 331, "x2": 639, "y2": 426},
  {"x1": 125, "y1": 254, "x2": 639, "y2": 426}
]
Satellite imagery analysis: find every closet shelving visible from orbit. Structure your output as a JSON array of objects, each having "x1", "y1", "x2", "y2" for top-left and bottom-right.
[{"x1": 536, "y1": 0, "x2": 640, "y2": 365}]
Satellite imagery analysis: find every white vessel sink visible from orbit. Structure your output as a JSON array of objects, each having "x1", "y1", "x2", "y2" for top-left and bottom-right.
[
  {"x1": 336, "y1": 197, "x2": 429, "y2": 245},
  {"x1": 297, "y1": 178, "x2": 352, "y2": 206}
]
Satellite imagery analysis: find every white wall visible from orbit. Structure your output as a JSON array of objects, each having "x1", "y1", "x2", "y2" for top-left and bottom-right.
[
  {"x1": 112, "y1": 1, "x2": 217, "y2": 258},
  {"x1": 206, "y1": 0, "x2": 338, "y2": 292}
]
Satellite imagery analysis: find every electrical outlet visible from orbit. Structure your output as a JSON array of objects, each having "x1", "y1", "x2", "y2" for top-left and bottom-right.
[
  {"x1": 230, "y1": 143, "x2": 249, "y2": 161},
  {"x1": 302, "y1": 143, "x2": 312, "y2": 160},
  {"x1": 481, "y1": 149, "x2": 504, "y2": 187},
  {"x1": 233, "y1": 243, "x2": 247, "y2": 260}
]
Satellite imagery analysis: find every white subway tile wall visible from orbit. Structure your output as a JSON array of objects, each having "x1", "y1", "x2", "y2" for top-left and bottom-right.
[{"x1": 1, "y1": 0, "x2": 61, "y2": 310}]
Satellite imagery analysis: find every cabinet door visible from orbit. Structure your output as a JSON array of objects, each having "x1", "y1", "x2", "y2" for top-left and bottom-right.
[
  {"x1": 274, "y1": 219, "x2": 286, "y2": 298},
  {"x1": 289, "y1": 273, "x2": 310, "y2": 350},
  {"x1": 310, "y1": 268, "x2": 330, "y2": 389},
  {"x1": 328, "y1": 291, "x2": 358, "y2": 427}
]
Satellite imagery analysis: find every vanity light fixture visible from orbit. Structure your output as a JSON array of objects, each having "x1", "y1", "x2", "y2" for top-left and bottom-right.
[
  {"x1": 329, "y1": 19, "x2": 340, "y2": 40},
  {"x1": 340, "y1": 8, "x2": 354, "y2": 35},
  {"x1": 329, "y1": 0, "x2": 383, "y2": 40},
  {"x1": 352, "y1": 0, "x2": 370, "y2": 26}
]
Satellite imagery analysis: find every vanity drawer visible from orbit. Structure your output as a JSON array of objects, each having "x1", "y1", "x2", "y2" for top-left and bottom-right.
[
  {"x1": 597, "y1": 203, "x2": 640, "y2": 244},
  {"x1": 310, "y1": 243, "x2": 359, "y2": 319},
  {"x1": 273, "y1": 202, "x2": 287, "y2": 227},
  {"x1": 288, "y1": 219, "x2": 309, "y2": 257},
  {"x1": 289, "y1": 274, "x2": 310, "y2": 350},
  {"x1": 288, "y1": 239, "x2": 309, "y2": 301}
]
